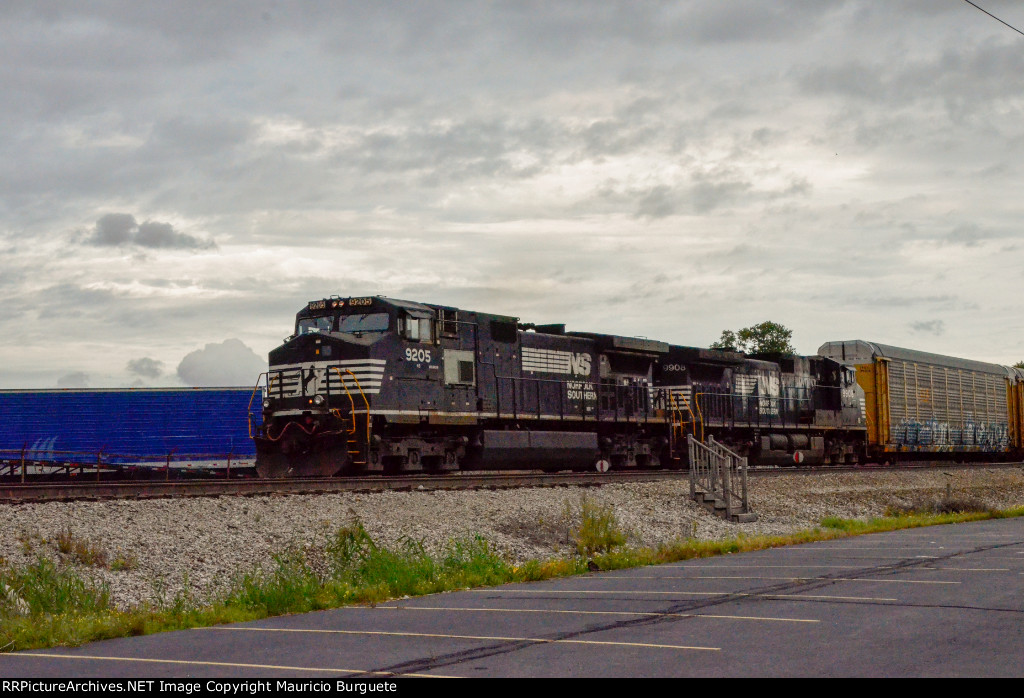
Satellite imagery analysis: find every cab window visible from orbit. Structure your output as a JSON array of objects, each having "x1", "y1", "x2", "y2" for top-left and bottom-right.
[
  {"x1": 400, "y1": 314, "x2": 433, "y2": 343},
  {"x1": 297, "y1": 316, "x2": 333, "y2": 335},
  {"x1": 337, "y1": 313, "x2": 389, "y2": 334}
]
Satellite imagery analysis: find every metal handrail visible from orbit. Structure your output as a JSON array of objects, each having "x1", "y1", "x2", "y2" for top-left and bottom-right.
[
  {"x1": 329, "y1": 366, "x2": 359, "y2": 434},
  {"x1": 687, "y1": 434, "x2": 751, "y2": 518},
  {"x1": 247, "y1": 373, "x2": 267, "y2": 439},
  {"x1": 343, "y1": 368, "x2": 372, "y2": 453}
]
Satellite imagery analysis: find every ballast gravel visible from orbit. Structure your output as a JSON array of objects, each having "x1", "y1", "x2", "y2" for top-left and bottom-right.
[{"x1": 1, "y1": 467, "x2": 1023, "y2": 610}]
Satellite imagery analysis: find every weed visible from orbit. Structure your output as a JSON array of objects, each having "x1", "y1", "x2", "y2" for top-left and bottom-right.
[
  {"x1": 17, "y1": 533, "x2": 38, "y2": 555},
  {"x1": 885, "y1": 495, "x2": 994, "y2": 517},
  {"x1": 53, "y1": 528, "x2": 108, "y2": 568},
  {"x1": 0, "y1": 557, "x2": 110, "y2": 618},
  {"x1": 110, "y1": 553, "x2": 139, "y2": 572},
  {"x1": 54, "y1": 528, "x2": 74, "y2": 555},
  {"x1": 571, "y1": 497, "x2": 628, "y2": 557}
]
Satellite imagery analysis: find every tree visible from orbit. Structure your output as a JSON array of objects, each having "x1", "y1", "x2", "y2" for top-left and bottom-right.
[
  {"x1": 709, "y1": 321, "x2": 796, "y2": 356},
  {"x1": 1015, "y1": 361, "x2": 1024, "y2": 369}
]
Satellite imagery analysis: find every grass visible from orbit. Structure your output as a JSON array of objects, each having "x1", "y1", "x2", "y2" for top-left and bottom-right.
[
  {"x1": 2, "y1": 501, "x2": 1023, "y2": 653},
  {"x1": 54, "y1": 527, "x2": 108, "y2": 568}
]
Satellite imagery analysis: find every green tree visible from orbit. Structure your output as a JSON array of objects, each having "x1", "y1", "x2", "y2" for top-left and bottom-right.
[
  {"x1": 709, "y1": 321, "x2": 796, "y2": 356},
  {"x1": 1014, "y1": 361, "x2": 1024, "y2": 369}
]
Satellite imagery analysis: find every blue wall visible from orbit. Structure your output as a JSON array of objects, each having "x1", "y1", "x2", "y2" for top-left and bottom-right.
[{"x1": 0, "y1": 388, "x2": 262, "y2": 459}]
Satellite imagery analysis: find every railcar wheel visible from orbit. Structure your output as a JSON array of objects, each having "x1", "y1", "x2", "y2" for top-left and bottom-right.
[{"x1": 595, "y1": 458, "x2": 611, "y2": 473}]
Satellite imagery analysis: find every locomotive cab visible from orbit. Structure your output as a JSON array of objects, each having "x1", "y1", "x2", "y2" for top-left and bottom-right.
[{"x1": 255, "y1": 296, "x2": 425, "y2": 477}]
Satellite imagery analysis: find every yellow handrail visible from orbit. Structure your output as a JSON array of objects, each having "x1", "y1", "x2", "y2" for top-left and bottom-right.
[
  {"x1": 343, "y1": 368, "x2": 372, "y2": 450},
  {"x1": 330, "y1": 366, "x2": 358, "y2": 434},
  {"x1": 247, "y1": 372, "x2": 268, "y2": 439},
  {"x1": 693, "y1": 392, "x2": 706, "y2": 442},
  {"x1": 674, "y1": 391, "x2": 697, "y2": 431}
]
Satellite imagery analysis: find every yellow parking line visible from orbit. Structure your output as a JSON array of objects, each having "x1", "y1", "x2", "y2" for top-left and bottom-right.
[
  {"x1": 767, "y1": 594, "x2": 898, "y2": 602},
  {"x1": 209, "y1": 627, "x2": 719, "y2": 652},
  {"x1": 469, "y1": 589, "x2": 897, "y2": 602},
  {"x1": 668, "y1": 564, "x2": 1009, "y2": 572},
  {"x1": 663, "y1": 560, "x2": 864, "y2": 564},
  {"x1": 589, "y1": 575, "x2": 958, "y2": 585},
  {"x1": 9, "y1": 653, "x2": 448, "y2": 677},
  {"x1": 774, "y1": 544, "x2": 962, "y2": 549},
  {"x1": 373, "y1": 605, "x2": 820, "y2": 623}
]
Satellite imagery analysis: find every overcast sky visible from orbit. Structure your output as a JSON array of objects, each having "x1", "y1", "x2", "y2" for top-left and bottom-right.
[{"x1": 2, "y1": 1, "x2": 1023, "y2": 388}]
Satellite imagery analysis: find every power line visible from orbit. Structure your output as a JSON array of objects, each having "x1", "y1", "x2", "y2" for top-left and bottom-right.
[{"x1": 962, "y1": 0, "x2": 1024, "y2": 38}]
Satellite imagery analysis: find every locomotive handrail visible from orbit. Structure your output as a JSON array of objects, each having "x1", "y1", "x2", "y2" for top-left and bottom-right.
[
  {"x1": 693, "y1": 393, "x2": 707, "y2": 441},
  {"x1": 692, "y1": 390, "x2": 817, "y2": 432},
  {"x1": 668, "y1": 393, "x2": 696, "y2": 446},
  {"x1": 247, "y1": 373, "x2": 269, "y2": 439},
  {"x1": 671, "y1": 391, "x2": 697, "y2": 431},
  {"x1": 343, "y1": 368, "x2": 372, "y2": 453},
  {"x1": 329, "y1": 366, "x2": 358, "y2": 434}
]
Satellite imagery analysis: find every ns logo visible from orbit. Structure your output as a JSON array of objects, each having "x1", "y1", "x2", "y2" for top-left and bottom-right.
[{"x1": 569, "y1": 352, "x2": 592, "y2": 377}]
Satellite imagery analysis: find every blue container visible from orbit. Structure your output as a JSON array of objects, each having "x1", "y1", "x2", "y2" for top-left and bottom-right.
[{"x1": 0, "y1": 388, "x2": 262, "y2": 460}]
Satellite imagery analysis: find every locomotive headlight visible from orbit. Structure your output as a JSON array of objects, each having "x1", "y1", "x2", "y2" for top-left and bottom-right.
[
  {"x1": 313, "y1": 395, "x2": 325, "y2": 406},
  {"x1": 263, "y1": 399, "x2": 271, "y2": 409}
]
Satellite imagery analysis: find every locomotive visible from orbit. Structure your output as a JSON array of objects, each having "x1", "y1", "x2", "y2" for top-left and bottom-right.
[{"x1": 251, "y1": 295, "x2": 1024, "y2": 477}]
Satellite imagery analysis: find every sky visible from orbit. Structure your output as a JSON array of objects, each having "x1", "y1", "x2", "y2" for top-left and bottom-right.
[{"x1": 2, "y1": 0, "x2": 1023, "y2": 389}]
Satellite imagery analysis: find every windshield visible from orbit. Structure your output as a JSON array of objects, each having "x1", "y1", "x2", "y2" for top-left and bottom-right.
[
  {"x1": 297, "y1": 316, "x2": 333, "y2": 335},
  {"x1": 338, "y1": 312, "x2": 390, "y2": 333}
]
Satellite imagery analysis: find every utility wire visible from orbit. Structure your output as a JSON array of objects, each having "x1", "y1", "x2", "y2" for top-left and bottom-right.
[{"x1": 962, "y1": 0, "x2": 1024, "y2": 38}]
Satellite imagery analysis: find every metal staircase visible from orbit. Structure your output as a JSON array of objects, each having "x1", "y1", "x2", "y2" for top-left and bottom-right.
[{"x1": 687, "y1": 434, "x2": 757, "y2": 522}]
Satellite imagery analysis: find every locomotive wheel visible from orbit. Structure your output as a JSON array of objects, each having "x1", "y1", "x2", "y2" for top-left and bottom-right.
[{"x1": 595, "y1": 458, "x2": 611, "y2": 473}]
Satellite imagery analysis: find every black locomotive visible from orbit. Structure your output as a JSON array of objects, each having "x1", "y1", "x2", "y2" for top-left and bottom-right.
[{"x1": 252, "y1": 295, "x2": 869, "y2": 477}]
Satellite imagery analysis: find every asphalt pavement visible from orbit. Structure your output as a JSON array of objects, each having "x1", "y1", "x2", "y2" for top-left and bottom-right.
[{"x1": 3, "y1": 516, "x2": 1023, "y2": 677}]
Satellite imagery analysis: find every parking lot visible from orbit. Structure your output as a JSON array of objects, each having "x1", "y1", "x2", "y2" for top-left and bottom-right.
[{"x1": 3, "y1": 516, "x2": 1023, "y2": 677}]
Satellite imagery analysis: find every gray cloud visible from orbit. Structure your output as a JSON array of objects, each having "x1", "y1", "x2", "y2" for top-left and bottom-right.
[
  {"x1": 88, "y1": 214, "x2": 215, "y2": 250},
  {"x1": 92, "y1": 213, "x2": 136, "y2": 245},
  {"x1": 57, "y1": 371, "x2": 89, "y2": 389},
  {"x1": 176, "y1": 339, "x2": 266, "y2": 387},
  {"x1": 126, "y1": 357, "x2": 164, "y2": 379},
  {"x1": 909, "y1": 320, "x2": 946, "y2": 336}
]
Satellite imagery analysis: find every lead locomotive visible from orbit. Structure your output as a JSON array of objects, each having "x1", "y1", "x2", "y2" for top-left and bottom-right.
[{"x1": 253, "y1": 295, "x2": 874, "y2": 477}]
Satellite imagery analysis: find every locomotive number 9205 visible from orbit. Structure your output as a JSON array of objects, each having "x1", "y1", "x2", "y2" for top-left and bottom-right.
[{"x1": 405, "y1": 347, "x2": 432, "y2": 363}]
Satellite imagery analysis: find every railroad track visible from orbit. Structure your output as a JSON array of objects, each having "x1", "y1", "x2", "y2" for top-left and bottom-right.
[
  {"x1": 0, "y1": 470, "x2": 695, "y2": 503},
  {"x1": 2, "y1": 461, "x2": 1021, "y2": 502}
]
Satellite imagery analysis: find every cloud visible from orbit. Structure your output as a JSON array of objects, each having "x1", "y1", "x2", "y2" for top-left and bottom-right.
[
  {"x1": 57, "y1": 371, "x2": 89, "y2": 388},
  {"x1": 176, "y1": 339, "x2": 266, "y2": 387},
  {"x1": 909, "y1": 320, "x2": 945, "y2": 336},
  {"x1": 88, "y1": 213, "x2": 215, "y2": 250},
  {"x1": 126, "y1": 357, "x2": 164, "y2": 379},
  {"x1": 92, "y1": 212, "x2": 137, "y2": 245}
]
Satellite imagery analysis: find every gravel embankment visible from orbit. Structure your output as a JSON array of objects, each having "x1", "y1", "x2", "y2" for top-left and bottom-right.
[{"x1": 1, "y1": 467, "x2": 1023, "y2": 610}]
